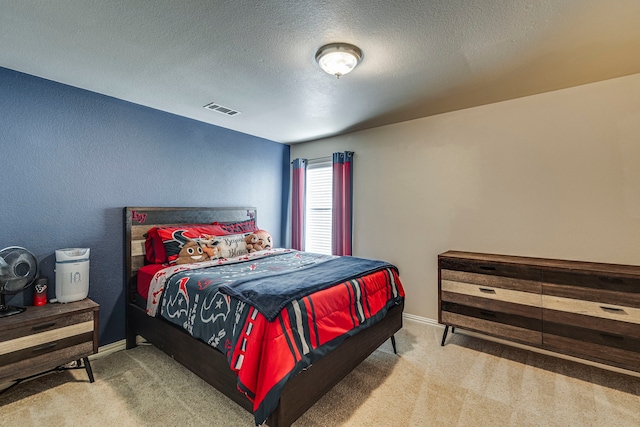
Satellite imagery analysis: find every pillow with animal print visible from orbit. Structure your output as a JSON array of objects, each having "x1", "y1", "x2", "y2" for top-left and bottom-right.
[
  {"x1": 157, "y1": 226, "x2": 224, "y2": 264},
  {"x1": 149, "y1": 222, "x2": 258, "y2": 264}
]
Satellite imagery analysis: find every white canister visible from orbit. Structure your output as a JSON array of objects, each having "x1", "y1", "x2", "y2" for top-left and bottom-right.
[{"x1": 55, "y1": 248, "x2": 90, "y2": 303}]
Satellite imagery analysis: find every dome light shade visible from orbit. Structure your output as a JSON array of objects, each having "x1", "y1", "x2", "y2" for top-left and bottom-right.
[{"x1": 315, "y1": 43, "x2": 363, "y2": 78}]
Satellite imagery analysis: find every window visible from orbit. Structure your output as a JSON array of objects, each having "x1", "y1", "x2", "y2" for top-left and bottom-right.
[
  {"x1": 304, "y1": 161, "x2": 332, "y2": 254},
  {"x1": 292, "y1": 152, "x2": 352, "y2": 256}
]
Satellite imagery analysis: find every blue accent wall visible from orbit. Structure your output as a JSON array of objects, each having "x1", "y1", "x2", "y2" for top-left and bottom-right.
[{"x1": 0, "y1": 67, "x2": 289, "y2": 345}]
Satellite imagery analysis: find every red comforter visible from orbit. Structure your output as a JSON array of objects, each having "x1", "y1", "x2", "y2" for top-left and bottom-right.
[{"x1": 144, "y1": 250, "x2": 405, "y2": 424}]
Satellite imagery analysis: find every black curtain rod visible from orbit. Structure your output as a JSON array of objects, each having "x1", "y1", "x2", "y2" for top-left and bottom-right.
[{"x1": 290, "y1": 155, "x2": 332, "y2": 164}]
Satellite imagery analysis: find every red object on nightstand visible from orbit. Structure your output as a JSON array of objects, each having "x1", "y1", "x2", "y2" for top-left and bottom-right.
[{"x1": 33, "y1": 278, "x2": 48, "y2": 306}]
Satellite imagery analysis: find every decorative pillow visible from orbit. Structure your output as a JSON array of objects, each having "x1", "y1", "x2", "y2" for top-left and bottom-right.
[
  {"x1": 144, "y1": 227, "x2": 165, "y2": 264},
  {"x1": 244, "y1": 229, "x2": 273, "y2": 253},
  {"x1": 157, "y1": 225, "x2": 229, "y2": 264},
  {"x1": 145, "y1": 220, "x2": 258, "y2": 264},
  {"x1": 174, "y1": 238, "x2": 210, "y2": 265},
  {"x1": 201, "y1": 233, "x2": 249, "y2": 259},
  {"x1": 211, "y1": 219, "x2": 257, "y2": 234}
]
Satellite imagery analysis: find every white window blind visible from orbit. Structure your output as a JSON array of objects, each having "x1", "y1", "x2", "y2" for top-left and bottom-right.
[{"x1": 305, "y1": 161, "x2": 332, "y2": 255}]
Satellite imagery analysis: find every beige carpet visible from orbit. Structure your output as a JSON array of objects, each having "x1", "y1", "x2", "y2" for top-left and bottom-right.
[{"x1": 2, "y1": 320, "x2": 639, "y2": 426}]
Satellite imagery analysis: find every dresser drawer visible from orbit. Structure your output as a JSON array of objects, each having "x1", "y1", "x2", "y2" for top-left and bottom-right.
[
  {"x1": 543, "y1": 309, "x2": 640, "y2": 339},
  {"x1": 543, "y1": 269, "x2": 640, "y2": 294},
  {"x1": 542, "y1": 283, "x2": 640, "y2": 309},
  {"x1": 545, "y1": 322, "x2": 640, "y2": 352},
  {"x1": 442, "y1": 273, "x2": 541, "y2": 317},
  {"x1": 440, "y1": 257, "x2": 542, "y2": 282},
  {"x1": 441, "y1": 310, "x2": 542, "y2": 346},
  {"x1": 542, "y1": 295, "x2": 640, "y2": 325},
  {"x1": 443, "y1": 291, "x2": 541, "y2": 318},
  {"x1": 544, "y1": 332, "x2": 640, "y2": 372},
  {"x1": 442, "y1": 269, "x2": 541, "y2": 293}
]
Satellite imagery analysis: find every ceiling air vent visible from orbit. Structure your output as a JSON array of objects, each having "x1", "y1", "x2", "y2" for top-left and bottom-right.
[{"x1": 203, "y1": 102, "x2": 241, "y2": 116}]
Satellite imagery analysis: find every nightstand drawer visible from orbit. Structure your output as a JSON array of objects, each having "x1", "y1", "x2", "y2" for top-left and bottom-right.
[
  {"x1": 0, "y1": 341, "x2": 94, "y2": 383},
  {"x1": 0, "y1": 311, "x2": 94, "y2": 343},
  {"x1": 0, "y1": 320, "x2": 94, "y2": 355},
  {"x1": 0, "y1": 326, "x2": 94, "y2": 366}
]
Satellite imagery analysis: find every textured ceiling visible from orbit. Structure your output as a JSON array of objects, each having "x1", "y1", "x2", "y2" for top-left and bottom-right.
[{"x1": 2, "y1": 0, "x2": 640, "y2": 144}]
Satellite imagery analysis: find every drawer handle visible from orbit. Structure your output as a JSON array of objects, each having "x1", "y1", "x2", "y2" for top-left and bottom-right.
[
  {"x1": 600, "y1": 306, "x2": 626, "y2": 314},
  {"x1": 479, "y1": 287, "x2": 496, "y2": 294},
  {"x1": 32, "y1": 322, "x2": 57, "y2": 331},
  {"x1": 479, "y1": 266, "x2": 496, "y2": 271},
  {"x1": 480, "y1": 310, "x2": 497, "y2": 318},
  {"x1": 32, "y1": 342, "x2": 58, "y2": 353}
]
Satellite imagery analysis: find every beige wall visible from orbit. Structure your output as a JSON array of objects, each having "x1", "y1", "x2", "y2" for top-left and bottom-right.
[{"x1": 290, "y1": 73, "x2": 640, "y2": 322}]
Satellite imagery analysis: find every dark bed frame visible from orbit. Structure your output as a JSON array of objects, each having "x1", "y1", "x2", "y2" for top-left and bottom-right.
[{"x1": 124, "y1": 207, "x2": 403, "y2": 427}]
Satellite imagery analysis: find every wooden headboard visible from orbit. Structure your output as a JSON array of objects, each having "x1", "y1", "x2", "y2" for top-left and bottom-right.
[{"x1": 124, "y1": 207, "x2": 257, "y2": 295}]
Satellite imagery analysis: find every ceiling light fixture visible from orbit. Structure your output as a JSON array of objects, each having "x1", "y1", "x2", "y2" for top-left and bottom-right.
[{"x1": 315, "y1": 43, "x2": 363, "y2": 78}]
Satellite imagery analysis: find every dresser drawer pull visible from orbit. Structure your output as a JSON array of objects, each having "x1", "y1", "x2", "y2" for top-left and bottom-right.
[
  {"x1": 32, "y1": 342, "x2": 58, "y2": 353},
  {"x1": 480, "y1": 310, "x2": 497, "y2": 318},
  {"x1": 479, "y1": 288, "x2": 496, "y2": 294},
  {"x1": 600, "y1": 306, "x2": 626, "y2": 314},
  {"x1": 479, "y1": 265, "x2": 496, "y2": 271},
  {"x1": 32, "y1": 322, "x2": 57, "y2": 331}
]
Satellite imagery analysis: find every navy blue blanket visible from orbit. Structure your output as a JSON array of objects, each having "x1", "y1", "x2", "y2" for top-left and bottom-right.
[{"x1": 219, "y1": 255, "x2": 395, "y2": 321}]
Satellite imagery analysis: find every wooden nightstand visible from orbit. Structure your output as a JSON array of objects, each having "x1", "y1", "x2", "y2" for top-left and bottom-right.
[{"x1": 0, "y1": 298, "x2": 99, "y2": 385}]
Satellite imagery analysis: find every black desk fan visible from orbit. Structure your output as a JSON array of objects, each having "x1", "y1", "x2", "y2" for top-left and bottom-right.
[{"x1": 0, "y1": 246, "x2": 38, "y2": 317}]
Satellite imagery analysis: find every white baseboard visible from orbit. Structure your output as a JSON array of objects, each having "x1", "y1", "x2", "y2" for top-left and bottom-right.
[
  {"x1": 90, "y1": 335, "x2": 153, "y2": 360},
  {"x1": 403, "y1": 313, "x2": 441, "y2": 327},
  {"x1": 89, "y1": 339, "x2": 127, "y2": 360}
]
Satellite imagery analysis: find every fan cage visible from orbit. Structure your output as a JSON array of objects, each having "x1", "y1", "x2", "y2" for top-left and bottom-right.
[{"x1": 0, "y1": 246, "x2": 39, "y2": 318}]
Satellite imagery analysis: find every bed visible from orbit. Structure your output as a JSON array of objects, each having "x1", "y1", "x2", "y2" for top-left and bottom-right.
[{"x1": 124, "y1": 207, "x2": 404, "y2": 426}]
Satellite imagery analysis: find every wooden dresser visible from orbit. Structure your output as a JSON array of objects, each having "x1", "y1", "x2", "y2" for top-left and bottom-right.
[
  {"x1": 0, "y1": 299, "x2": 99, "y2": 384},
  {"x1": 439, "y1": 251, "x2": 640, "y2": 373}
]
